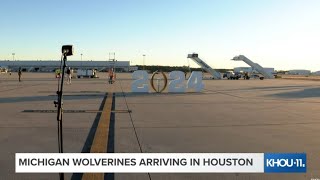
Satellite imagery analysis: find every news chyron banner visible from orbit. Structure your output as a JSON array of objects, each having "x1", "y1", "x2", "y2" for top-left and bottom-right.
[{"x1": 16, "y1": 153, "x2": 306, "y2": 173}]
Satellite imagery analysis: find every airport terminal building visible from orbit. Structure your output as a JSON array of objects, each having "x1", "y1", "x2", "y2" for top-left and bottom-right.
[{"x1": 0, "y1": 60, "x2": 130, "y2": 72}]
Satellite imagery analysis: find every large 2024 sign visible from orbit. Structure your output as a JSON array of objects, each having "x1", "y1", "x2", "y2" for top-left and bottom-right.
[{"x1": 131, "y1": 70, "x2": 204, "y2": 93}]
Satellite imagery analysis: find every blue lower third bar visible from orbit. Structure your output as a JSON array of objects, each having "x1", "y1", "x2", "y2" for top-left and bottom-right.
[{"x1": 264, "y1": 153, "x2": 307, "y2": 173}]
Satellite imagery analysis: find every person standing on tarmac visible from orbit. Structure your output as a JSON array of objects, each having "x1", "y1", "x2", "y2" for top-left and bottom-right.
[
  {"x1": 18, "y1": 67, "x2": 22, "y2": 82},
  {"x1": 108, "y1": 68, "x2": 114, "y2": 84},
  {"x1": 66, "y1": 67, "x2": 72, "y2": 84}
]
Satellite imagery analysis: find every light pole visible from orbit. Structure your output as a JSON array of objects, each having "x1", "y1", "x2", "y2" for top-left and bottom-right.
[
  {"x1": 12, "y1": 53, "x2": 15, "y2": 70},
  {"x1": 81, "y1": 53, "x2": 83, "y2": 68},
  {"x1": 109, "y1": 52, "x2": 115, "y2": 61},
  {"x1": 114, "y1": 60, "x2": 117, "y2": 74},
  {"x1": 143, "y1": 54, "x2": 146, "y2": 70},
  {"x1": 109, "y1": 52, "x2": 115, "y2": 70}
]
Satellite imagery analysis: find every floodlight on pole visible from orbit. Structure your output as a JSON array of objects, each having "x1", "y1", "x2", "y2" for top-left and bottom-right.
[
  {"x1": 143, "y1": 54, "x2": 146, "y2": 70},
  {"x1": 81, "y1": 53, "x2": 83, "y2": 67}
]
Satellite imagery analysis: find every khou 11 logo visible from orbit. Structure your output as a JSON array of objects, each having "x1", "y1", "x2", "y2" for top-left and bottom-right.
[{"x1": 264, "y1": 153, "x2": 307, "y2": 173}]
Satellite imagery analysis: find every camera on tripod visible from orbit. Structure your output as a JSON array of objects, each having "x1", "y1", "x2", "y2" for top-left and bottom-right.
[{"x1": 61, "y1": 45, "x2": 74, "y2": 56}]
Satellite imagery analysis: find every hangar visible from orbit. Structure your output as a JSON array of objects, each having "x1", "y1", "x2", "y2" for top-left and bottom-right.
[{"x1": 288, "y1": 69, "x2": 311, "y2": 75}]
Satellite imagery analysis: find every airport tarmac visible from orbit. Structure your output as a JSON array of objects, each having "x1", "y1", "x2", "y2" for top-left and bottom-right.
[{"x1": 0, "y1": 72, "x2": 320, "y2": 180}]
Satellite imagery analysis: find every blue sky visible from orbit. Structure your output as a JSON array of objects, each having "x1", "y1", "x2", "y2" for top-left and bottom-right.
[{"x1": 1, "y1": 0, "x2": 320, "y2": 70}]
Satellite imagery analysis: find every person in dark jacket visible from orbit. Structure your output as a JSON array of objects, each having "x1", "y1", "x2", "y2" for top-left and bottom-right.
[{"x1": 18, "y1": 67, "x2": 22, "y2": 82}]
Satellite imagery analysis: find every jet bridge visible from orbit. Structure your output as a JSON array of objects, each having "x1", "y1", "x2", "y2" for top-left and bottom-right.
[
  {"x1": 187, "y1": 53, "x2": 221, "y2": 79},
  {"x1": 231, "y1": 55, "x2": 274, "y2": 79}
]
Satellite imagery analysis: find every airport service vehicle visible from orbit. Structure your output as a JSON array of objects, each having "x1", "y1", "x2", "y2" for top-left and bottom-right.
[
  {"x1": 77, "y1": 69, "x2": 98, "y2": 78},
  {"x1": 251, "y1": 74, "x2": 265, "y2": 80},
  {"x1": 223, "y1": 71, "x2": 241, "y2": 80},
  {"x1": 0, "y1": 67, "x2": 8, "y2": 73},
  {"x1": 242, "y1": 72, "x2": 264, "y2": 80}
]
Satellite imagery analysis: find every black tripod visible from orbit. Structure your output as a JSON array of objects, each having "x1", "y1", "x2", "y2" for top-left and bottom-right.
[{"x1": 54, "y1": 53, "x2": 68, "y2": 180}]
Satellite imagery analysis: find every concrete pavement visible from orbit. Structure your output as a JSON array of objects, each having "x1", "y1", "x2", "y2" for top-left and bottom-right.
[{"x1": 0, "y1": 72, "x2": 319, "y2": 180}]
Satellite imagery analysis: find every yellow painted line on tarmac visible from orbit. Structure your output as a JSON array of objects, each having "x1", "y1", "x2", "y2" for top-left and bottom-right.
[{"x1": 82, "y1": 92, "x2": 113, "y2": 180}]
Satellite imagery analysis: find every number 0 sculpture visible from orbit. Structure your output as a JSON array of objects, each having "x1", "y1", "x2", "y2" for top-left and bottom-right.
[{"x1": 150, "y1": 71, "x2": 168, "y2": 93}]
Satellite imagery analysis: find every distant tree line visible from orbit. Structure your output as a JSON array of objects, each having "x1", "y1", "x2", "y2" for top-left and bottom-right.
[{"x1": 135, "y1": 65, "x2": 232, "y2": 73}]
